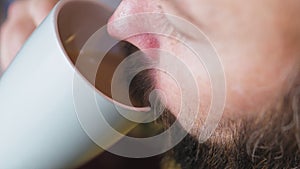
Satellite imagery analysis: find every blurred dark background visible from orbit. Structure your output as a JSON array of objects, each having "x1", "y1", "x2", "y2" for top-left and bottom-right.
[{"x1": 0, "y1": 0, "x2": 11, "y2": 24}]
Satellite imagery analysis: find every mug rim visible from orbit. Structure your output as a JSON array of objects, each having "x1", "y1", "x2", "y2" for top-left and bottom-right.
[{"x1": 53, "y1": 0, "x2": 151, "y2": 113}]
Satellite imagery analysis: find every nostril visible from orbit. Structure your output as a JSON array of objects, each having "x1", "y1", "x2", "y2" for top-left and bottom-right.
[{"x1": 122, "y1": 40, "x2": 140, "y2": 56}]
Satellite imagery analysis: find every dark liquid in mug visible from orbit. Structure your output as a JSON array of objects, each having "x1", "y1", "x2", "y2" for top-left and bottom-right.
[
  {"x1": 57, "y1": 1, "x2": 142, "y2": 107},
  {"x1": 66, "y1": 41, "x2": 142, "y2": 107}
]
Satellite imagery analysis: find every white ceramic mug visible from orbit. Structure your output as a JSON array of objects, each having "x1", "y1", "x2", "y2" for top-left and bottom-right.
[{"x1": 0, "y1": 0, "x2": 149, "y2": 168}]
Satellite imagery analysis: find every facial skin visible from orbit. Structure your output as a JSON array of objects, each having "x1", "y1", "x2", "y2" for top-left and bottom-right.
[
  {"x1": 108, "y1": 0, "x2": 300, "y2": 168},
  {"x1": 1, "y1": 0, "x2": 300, "y2": 168},
  {"x1": 109, "y1": 0, "x2": 300, "y2": 120}
]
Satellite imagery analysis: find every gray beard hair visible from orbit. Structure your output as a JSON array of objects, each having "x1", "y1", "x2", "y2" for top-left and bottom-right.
[
  {"x1": 124, "y1": 43, "x2": 300, "y2": 169},
  {"x1": 159, "y1": 85, "x2": 300, "y2": 169},
  {"x1": 127, "y1": 63, "x2": 300, "y2": 168}
]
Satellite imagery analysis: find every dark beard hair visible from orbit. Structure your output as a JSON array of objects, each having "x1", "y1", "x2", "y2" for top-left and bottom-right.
[
  {"x1": 125, "y1": 44, "x2": 300, "y2": 168},
  {"x1": 130, "y1": 71, "x2": 300, "y2": 168},
  {"x1": 158, "y1": 85, "x2": 300, "y2": 169}
]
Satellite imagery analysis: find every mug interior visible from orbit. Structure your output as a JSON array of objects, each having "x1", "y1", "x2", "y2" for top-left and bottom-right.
[
  {"x1": 57, "y1": 1, "x2": 111, "y2": 62},
  {"x1": 56, "y1": 1, "x2": 143, "y2": 108}
]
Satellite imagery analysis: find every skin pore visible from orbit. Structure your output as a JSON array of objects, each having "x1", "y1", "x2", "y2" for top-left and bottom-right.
[{"x1": 1, "y1": 0, "x2": 300, "y2": 168}]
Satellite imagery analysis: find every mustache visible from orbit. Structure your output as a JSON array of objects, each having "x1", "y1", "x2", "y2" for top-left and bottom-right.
[
  {"x1": 122, "y1": 40, "x2": 300, "y2": 168},
  {"x1": 120, "y1": 42, "x2": 158, "y2": 108}
]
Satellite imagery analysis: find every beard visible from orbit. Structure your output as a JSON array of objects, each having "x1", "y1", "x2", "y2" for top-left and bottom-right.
[
  {"x1": 132, "y1": 76, "x2": 300, "y2": 168},
  {"x1": 161, "y1": 86, "x2": 300, "y2": 169},
  {"x1": 124, "y1": 44, "x2": 300, "y2": 169}
]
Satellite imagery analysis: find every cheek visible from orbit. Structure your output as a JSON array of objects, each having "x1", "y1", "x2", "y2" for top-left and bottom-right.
[
  {"x1": 154, "y1": 37, "x2": 299, "y2": 121},
  {"x1": 224, "y1": 54, "x2": 297, "y2": 115},
  {"x1": 220, "y1": 31, "x2": 300, "y2": 115}
]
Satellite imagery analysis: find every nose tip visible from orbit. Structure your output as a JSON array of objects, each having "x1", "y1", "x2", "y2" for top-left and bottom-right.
[
  {"x1": 109, "y1": 0, "x2": 149, "y2": 21},
  {"x1": 108, "y1": 0, "x2": 142, "y2": 39},
  {"x1": 107, "y1": 0, "x2": 131, "y2": 39},
  {"x1": 107, "y1": 0, "x2": 160, "y2": 39}
]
